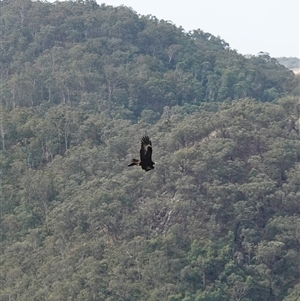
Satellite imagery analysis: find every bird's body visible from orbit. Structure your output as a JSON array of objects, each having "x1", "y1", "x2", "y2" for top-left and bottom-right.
[{"x1": 128, "y1": 136, "x2": 155, "y2": 171}]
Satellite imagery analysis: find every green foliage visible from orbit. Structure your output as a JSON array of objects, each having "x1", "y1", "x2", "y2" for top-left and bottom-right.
[
  {"x1": 0, "y1": 1, "x2": 299, "y2": 300},
  {"x1": 0, "y1": 1, "x2": 298, "y2": 115}
]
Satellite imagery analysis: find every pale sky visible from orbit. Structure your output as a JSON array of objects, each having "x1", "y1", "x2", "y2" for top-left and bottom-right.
[{"x1": 49, "y1": 0, "x2": 299, "y2": 58}]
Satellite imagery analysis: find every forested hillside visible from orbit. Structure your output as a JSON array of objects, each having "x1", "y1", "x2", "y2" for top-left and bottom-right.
[
  {"x1": 0, "y1": 1, "x2": 300, "y2": 300},
  {"x1": 277, "y1": 57, "x2": 300, "y2": 71}
]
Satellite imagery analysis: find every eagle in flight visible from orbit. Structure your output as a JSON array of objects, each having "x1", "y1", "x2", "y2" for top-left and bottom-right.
[{"x1": 128, "y1": 136, "x2": 155, "y2": 171}]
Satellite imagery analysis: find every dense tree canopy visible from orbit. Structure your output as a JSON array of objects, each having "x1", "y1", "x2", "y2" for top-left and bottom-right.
[{"x1": 0, "y1": 1, "x2": 299, "y2": 300}]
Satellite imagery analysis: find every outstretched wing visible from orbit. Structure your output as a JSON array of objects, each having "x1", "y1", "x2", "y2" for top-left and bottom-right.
[{"x1": 140, "y1": 136, "x2": 152, "y2": 164}]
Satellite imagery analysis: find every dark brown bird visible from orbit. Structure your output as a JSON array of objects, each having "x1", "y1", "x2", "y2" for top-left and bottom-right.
[{"x1": 128, "y1": 136, "x2": 155, "y2": 171}]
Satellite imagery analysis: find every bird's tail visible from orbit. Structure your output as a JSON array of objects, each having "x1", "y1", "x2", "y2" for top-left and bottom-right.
[{"x1": 128, "y1": 159, "x2": 140, "y2": 167}]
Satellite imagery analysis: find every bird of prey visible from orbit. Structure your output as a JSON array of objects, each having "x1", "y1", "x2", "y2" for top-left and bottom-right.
[{"x1": 128, "y1": 136, "x2": 155, "y2": 171}]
